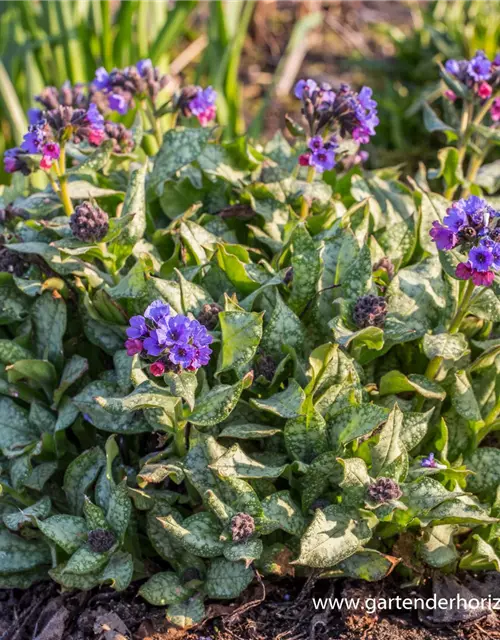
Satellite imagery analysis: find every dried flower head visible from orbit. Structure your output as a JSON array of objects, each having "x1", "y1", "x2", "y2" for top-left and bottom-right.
[
  {"x1": 70, "y1": 201, "x2": 109, "y2": 243},
  {"x1": 367, "y1": 478, "x2": 402, "y2": 504},
  {"x1": 231, "y1": 513, "x2": 255, "y2": 542},
  {"x1": 353, "y1": 294, "x2": 387, "y2": 329},
  {"x1": 196, "y1": 303, "x2": 222, "y2": 330},
  {"x1": 0, "y1": 246, "x2": 29, "y2": 277},
  {"x1": 87, "y1": 528, "x2": 116, "y2": 553}
]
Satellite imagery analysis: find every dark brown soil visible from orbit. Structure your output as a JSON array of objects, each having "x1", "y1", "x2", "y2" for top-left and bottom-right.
[{"x1": 2, "y1": 574, "x2": 499, "y2": 640}]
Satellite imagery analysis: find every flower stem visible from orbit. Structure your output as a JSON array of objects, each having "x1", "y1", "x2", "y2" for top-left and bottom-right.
[
  {"x1": 300, "y1": 166, "x2": 316, "y2": 220},
  {"x1": 56, "y1": 145, "x2": 74, "y2": 216},
  {"x1": 415, "y1": 279, "x2": 476, "y2": 410},
  {"x1": 144, "y1": 100, "x2": 163, "y2": 147},
  {"x1": 174, "y1": 420, "x2": 187, "y2": 457}
]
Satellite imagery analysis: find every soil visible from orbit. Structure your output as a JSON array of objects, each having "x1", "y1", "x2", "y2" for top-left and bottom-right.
[{"x1": 2, "y1": 573, "x2": 500, "y2": 640}]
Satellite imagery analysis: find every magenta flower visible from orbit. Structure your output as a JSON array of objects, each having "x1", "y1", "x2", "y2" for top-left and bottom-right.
[
  {"x1": 491, "y1": 98, "x2": 500, "y2": 122},
  {"x1": 456, "y1": 262, "x2": 473, "y2": 280},
  {"x1": 125, "y1": 338, "x2": 143, "y2": 356},
  {"x1": 472, "y1": 270, "x2": 495, "y2": 286}
]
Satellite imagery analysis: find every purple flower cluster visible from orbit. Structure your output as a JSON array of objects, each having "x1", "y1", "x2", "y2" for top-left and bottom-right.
[
  {"x1": 4, "y1": 103, "x2": 106, "y2": 175},
  {"x1": 93, "y1": 59, "x2": 169, "y2": 114},
  {"x1": 177, "y1": 86, "x2": 217, "y2": 127},
  {"x1": 298, "y1": 135, "x2": 337, "y2": 173},
  {"x1": 292, "y1": 79, "x2": 378, "y2": 171},
  {"x1": 444, "y1": 50, "x2": 500, "y2": 101},
  {"x1": 124, "y1": 300, "x2": 213, "y2": 376},
  {"x1": 4, "y1": 121, "x2": 60, "y2": 174},
  {"x1": 293, "y1": 79, "x2": 378, "y2": 142},
  {"x1": 430, "y1": 196, "x2": 500, "y2": 286}
]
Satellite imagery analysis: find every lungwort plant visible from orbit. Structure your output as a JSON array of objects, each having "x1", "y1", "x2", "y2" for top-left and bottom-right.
[{"x1": 1, "y1": 54, "x2": 500, "y2": 629}]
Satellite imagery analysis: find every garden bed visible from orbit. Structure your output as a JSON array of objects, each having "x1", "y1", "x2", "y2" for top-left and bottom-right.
[{"x1": 2, "y1": 574, "x2": 500, "y2": 640}]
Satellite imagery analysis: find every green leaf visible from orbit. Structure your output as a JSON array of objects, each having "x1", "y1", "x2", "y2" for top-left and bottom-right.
[
  {"x1": 401, "y1": 410, "x2": 434, "y2": 451},
  {"x1": 64, "y1": 544, "x2": 112, "y2": 576},
  {"x1": 210, "y1": 444, "x2": 288, "y2": 479},
  {"x1": 261, "y1": 491, "x2": 306, "y2": 536},
  {"x1": 217, "y1": 310, "x2": 264, "y2": 374},
  {"x1": 423, "y1": 333, "x2": 468, "y2": 361},
  {"x1": 326, "y1": 403, "x2": 389, "y2": 447},
  {"x1": 466, "y1": 448, "x2": 500, "y2": 495},
  {"x1": 0, "y1": 276, "x2": 31, "y2": 324},
  {"x1": 0, "y1": 529, "x2": 51, "y2": 573},
  {"x1": 160, "y1": 511, "x2": 225, "y2": 558},
  {"x1": 428, "y1": 147, "x2": 463, "y2": 191},
  {"x1": 205, "y1": 557, "x2": 254, "y2": 599},
  {"x1": 37, "y1": 515, "x2": 88, "y2": 554},
  {"x1": 7, "y1": 359, "x2": 57, "y2": 388},
  {"x1": 147, "y1": 504, "x2": 184, "y2": 562},
  {"x1": 101, "y1": 551, "x2": 134, "y2": 591},
  {"x1": 176, "y1": 268, "x2": 214, "y2": 315},
  {"x1": 293, "y1": 505, "x2": 360, "y2": 568},
  {"x1": 189, "y1": 379, "x2": 245, "y2": 427},
  {"x1": 166, "y1": 597, "x2": 205, "y2": 628},
  {"x1": 301, "y1": 452, "x2": 343, "y2": 511},
  {"x1": 0, "y1": 339, "x2": 33, "y2": 365},
  {"x1": 0, "y1": 397, "x2": 38, "y2": 455},
  {"x1": 139, "y1": 571, "x2": 193, "y2": 605},
  {"x1": 460, "y1": 534, "x2": 500, "y2": 571},
  {"x1": 325, "y1": 549, "x2": 400, "y2": 581},
  {"x1": 370, "y1": 404, "x2": 407, "y2": 479},
  {"x1": 420, "y1": 525, "x2": 458, "y2": 568},
  {"x1": 67, "y1": 140, "x2": 114, "y2": 175},
  {"x1": 284, "y1": 406, "x2": 328, "y2": 464},
  {"x1": 165, "y1": 370, "x2": 198, "y2": 411},
  {"x1": 379, "y1": 371, "x2": 446, "y2": 400},
  {"x1": 423, "y1": 104, "x2": 455, "y2": 133},
  {"x1": 3, "y1": 496, "x2": 51, "y2": 531},
  {"x1": 64, "y1": 447, "x2": 106, "y2": 514},
  {"x1": 224, "y1": 538, "x2": 263, "y2": 563},
  {"x1": 106, "y1": 481, "x2": 131, "y2": 539},
  {"x1": 288, "y1": 224, "x2": 321, "y2": 315},
  {"x1": 450, "y1": 371, "x2": 482, "y2": 423},
  {"x1": 250, "y1": 379, "x2": 305, "y2": 419},
  {"x1": 219, "y1": 423, "x2": 282, "y2": 439},
  {"x1": 53, "y1": 355, "x2": 89, "y2": 407},
  {"x1": 32, "y1": 292, "x2": 67, "y2": 368},
  {"x1": 260, "y1": 292, "x2": 304, "y2": 359},
  {"x1": 150, "y1": 127, "x2": 213, "y2": 195}
]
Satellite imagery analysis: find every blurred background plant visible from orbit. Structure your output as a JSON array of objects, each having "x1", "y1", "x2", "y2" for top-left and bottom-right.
[{"x1": 1, "y1": 0, "x2": 500, "y2": 184}]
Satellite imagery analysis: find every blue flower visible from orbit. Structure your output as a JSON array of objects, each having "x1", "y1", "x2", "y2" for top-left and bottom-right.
[
  {"x1": 143, "y1": 329, "x2": 168, "y2": 357},
  {"x1": 144, "y1": 300, "x2": 171, "y2": 324},
  {"x1": 308, "y1": 136, "x2": 324, "y2": 152},
  {"x1": 108, "y1": 93, "x2": 129, "y2": 115},
  {"x1": 126, "y1": 315, "x2": 147, "y2": 339},
  {"x1": 191, "y1": 321, "x2": 213, "y2": 348},
  {"x1": 467, "y1": 51, "x2": 492, "y2": 82},
  {"x1": 21, "y1": 125, "x2": 45, "y2": 154},
  {"x1": 136, "y1": 59, "x2": 153, "y2": 77},
  {"x1": 28, "y1": 108, "x2": 43, "y2": 125},
  {"x1": 94, "y1": 67, "x2": 111, "y2": 91},
  {"x1": 160, "y1": 315, "x2": 192, "y2": 347},
  {"x1": 421, "y1": 453, "x2": 437, "y2": 468},
  {"x1": 309, "y1": 147, "x2": 335, "y2": 172},
  {"x1": 169, "y1": 342, "x2": 196, "y2": 368},
  {"x1": 85, "y1": 103, "x2": 104, "y2": 129},
  {"x1": 469, "y1": 245, "x2": 494, "y2": 272},
  {"x1": 445, "y1": 59, "x2": 460, "y2": 76},
  {"x1": 294, "y1": 79, "x2": 318, "y2": 99}
]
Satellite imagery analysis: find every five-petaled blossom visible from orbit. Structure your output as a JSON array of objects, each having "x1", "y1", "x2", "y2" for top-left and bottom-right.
[
  {"x1": 124, "y1": 300, "x2": 213, "y2": 373},
  {"x1": 429, "y1": 195, "x2": 500, "y2": 286}
]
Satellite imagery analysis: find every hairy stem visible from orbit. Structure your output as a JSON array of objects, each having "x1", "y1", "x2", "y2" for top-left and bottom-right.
[{"x1": 300, "y1": 166, "x2": 316, "y2": 220}]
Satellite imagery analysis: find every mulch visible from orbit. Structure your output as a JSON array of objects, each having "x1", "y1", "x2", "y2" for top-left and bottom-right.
[{"x1": 2, "y1": 573, "x2": 500, "y2": 640}]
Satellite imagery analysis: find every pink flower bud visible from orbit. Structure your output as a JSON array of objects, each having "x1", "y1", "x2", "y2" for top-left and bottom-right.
[
  {"x1": 472, "y1": 269, "x2": 494, "y2": 287},
  {"x1": 477, "y1": 82, "x2": 493, "y2": 99},
  {"x1": 298, "y1": 153, "x2": 311, "y2": 167},
  {"x1": 40, "y1": 156, "x2": 53, "y2": 170},
  {"x1": 88, "y1": 128, "x2": 105, "y2": 146},
  {"x1": 444, "y1": 90, "x2": 457, "y2": 102},
  {"x1": 149, "y1": 361, "x2": 166, "y2": 377}
]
